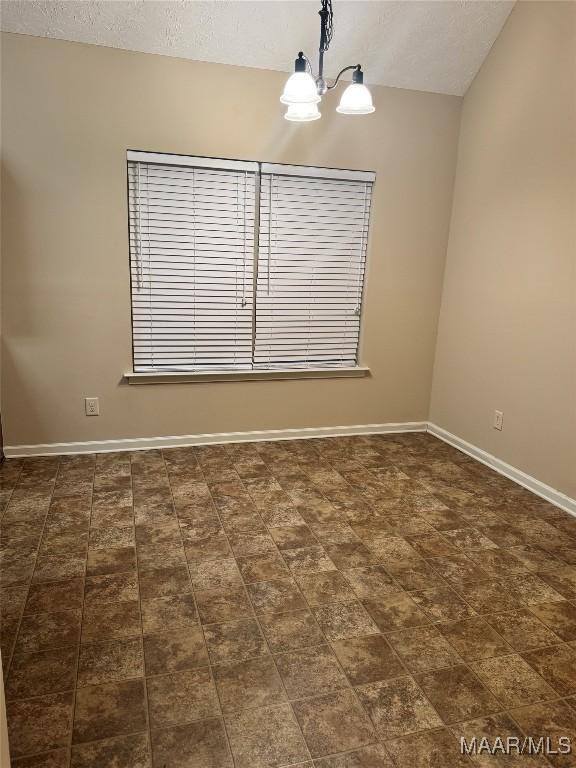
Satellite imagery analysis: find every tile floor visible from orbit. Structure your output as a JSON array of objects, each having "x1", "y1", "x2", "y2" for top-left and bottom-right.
[{"x1": 1, "y1": 433, "x2": 576, "y2": 767}]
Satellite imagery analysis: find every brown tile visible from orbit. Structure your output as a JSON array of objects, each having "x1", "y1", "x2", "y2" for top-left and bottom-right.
[
  {"x1": 225, "y1": 704, "x2": 308, "y2": 768},
  {"x1": 293, "y1": 689, "x2": 375, "y2": 758},
  {"x1": 343, "y1": 566, "x2": 401, "y2": 600},
  {"x1": 441, "y1": 527, "x2": 498, "y2": 551},
  {"x1": 32, "y1": 553, "x2": 86, "y2": 583},
  {"x1": 388, "y1": 625, "x2": 462, "y2": 673},
  {"x1": 522, "y1": 643, "x2": 576, "y2": 696},
  {"x1": 415, "y1": 665, "x2": 500, "y2": 724},
  {"x1": 407, "y1": 533, "x2": 460, "y2": 558},
  {"x1": 454, "y1": 579, "x2": 522, "y2": 614},
  {"x1": 387, "y1": 560, "x2": 448, "y2": 592},
  {"x1": 7, "y1": 692, "x2": 74, "y2": 758},
  {"x1": 143, "y1": 626, "x2": 208, "y2": 675},
  {"x1": 269, "y1": 524, "x2": 317, "y2": 550},
  {"x1": 332, "y1": 634, "x2": 404, "y2": 685},
  {"x1": 136, "y1": 542, "x2": 186, "y2": 570},
  {"x1": 77, "y1": 638, "x2": 144, "y2": 686},
  {"x1": 247, "y1": 578, "x2": 306, "y2": 614},
  {"x1": 89, "y1": 526, "x2": 135, "y2": 550},
  {"x1": 437, "y1": 617, "x2": 511, "y2": 661},
  {"x1": 313, "y1": 601, "x2": 380, "y2": 641},
  {"x1": 204, "y1": 618, "x2": 267, "y2": 664},
  {"x1": 236, "y1": 551, "x2": 290, "y2": 583},
  {"x1": 84, "y1": 571, "x2": 138, "y2": 606},
  {"x1": 189, "y1": 557, "x2": 242, "y2": 591},
  {"x1": 184, "y1": 533, "x2": 232, "y2": 563},
  {"x1": 86, "y1": 547, "x2": 136, "y2": 576},
  {"x1": 282, "y1": 545, "x2": 336, "y2": 574},
  {"x1": 484, "y1": 609, "x2": 563, "y2": 651},
  {"x1": 427, "y1": 555, "x2": 489, "y2": 587},
  {"x1": 295, "y1": 570, "x2": 357, "y2": 606},
  {"x1": 313, "y1": 744, "x2": 392, "y2": 767},
  {"x1": 134, "y1": 520, "x2": 181, "y2": 546},
  {"x1": 410, "y1": 586, "x2": 476, "y2": 622},
  {"x1": 508, "y1": 544, "x2": 564, "y2": 572},
  {"x1": 25, "y1": 579, "x2": 84, "y2": 614},
  {"x1": 361, "y1": 592, "x2": 430, "y2": 632},
  {"x1": 275, "y1": 644, "x2": 348, "y2": 699},
  {"x1": 151, "y1": 718, "x2": 232, "y2": 768},
  {"x1": 504, "y1": 574, "x2": 566, "y2": 606},
  {"x1": 509, "y1": 700, "x2": 576, "y2": 768},
  {"x1": 13, "y1": 749, "x2": 71, "y2": 767},
  {"x1": 196, "y1": 585, "x2": 252, "y2": 624},
  {"x1": 385, "y1": 728, "x2": 470, "y2": 768},
  {"x1": 538, "y1": 567, "x2": 576, "y2": 600},
  {"x1": 73, "y1": 679, "x2": 147, "y2": 744},
  {"x1": 147, "y1": 667, "x2": 219, "y2": 728},
  {"x1": 213, "y1": 655, "x2": 287, "y2": 712},
  {"x1": 82, "y1": 601, "x2": 141, "y2": 642},
  {"x1": 17, "y1": 610, "x2": 81, "y2": 653},
  {"x1": 356, "y1": 676, "x2": 442, "y2": 739},
  {"x1": 6, "y1": 646, "x2": 78, "y2": 699},
  {"x1": 71, "y1": 732, "x2": 151, "y2": 768},
  {"x1": 324, "y1": 542, "x2": 382, "y2": 569},
  {"x1": 529, "y1": 601, "x2": 576, "y2": 640},
  {"x1": 138, "y1": 565, "x2": 191, "y2": 599},
  {"x1": 141, "y1": 594, "x2": 197, "y2": 634},
  {"x1": 470, "y1": 654, "x2": 556, "y2": 708},
  {"x1": 259, "y1": 608, "x2": 325, "y2": 653},
  {"x1": 228, "y1": 531, "x2": 277, "y2": 558}
]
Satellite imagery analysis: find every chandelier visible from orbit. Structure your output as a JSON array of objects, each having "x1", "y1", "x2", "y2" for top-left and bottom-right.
[{"x1": 280, "y1": 0, "x2": 375, "y2": 121}]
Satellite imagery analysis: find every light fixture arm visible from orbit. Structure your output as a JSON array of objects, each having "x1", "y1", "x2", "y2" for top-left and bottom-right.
[{"x1": 326, "y1": 64, "x2": 362, "y2": 91}]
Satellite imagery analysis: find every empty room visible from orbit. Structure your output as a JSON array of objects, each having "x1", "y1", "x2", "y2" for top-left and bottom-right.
[{"x1": 0, "y1": 0, "x2": 575, "y2": 766}]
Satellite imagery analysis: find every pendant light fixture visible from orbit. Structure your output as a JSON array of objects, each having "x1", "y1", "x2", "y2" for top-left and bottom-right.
[{"x1": 280, "y1": 0, "x2": 375, "y2": 121}]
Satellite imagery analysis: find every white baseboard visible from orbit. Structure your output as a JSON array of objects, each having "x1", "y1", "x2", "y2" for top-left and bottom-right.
[
  {"x1": 428, "y1": 423, "x2": 576, "y2": 517},
  {"x1": 4, "y1": 422, "x2": 427, "y2": 458}
]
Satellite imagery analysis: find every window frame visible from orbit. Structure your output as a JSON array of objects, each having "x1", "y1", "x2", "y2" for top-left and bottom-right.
[{"x1": 124, "y1": 150, "x2": 374, "y2": 384}]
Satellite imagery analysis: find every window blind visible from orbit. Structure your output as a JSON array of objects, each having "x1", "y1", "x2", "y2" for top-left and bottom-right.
[
  {"x1": 254, "y1": 164, "x2": 373, "y2": 369},
  {"x1": 128, "y1": 153, "x2": 258, "y2": 371}
]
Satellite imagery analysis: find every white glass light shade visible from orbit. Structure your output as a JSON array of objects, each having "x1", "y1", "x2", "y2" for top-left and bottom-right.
[
  {"x1": 284, "y1": 102, "x2": 321, "y2": 122},
  {"x1": 280, "y1": 72, "x2": 320, "y2": 105},
  {"x1": 336, "y1": 83, "x2": 375, "y2": 115}
]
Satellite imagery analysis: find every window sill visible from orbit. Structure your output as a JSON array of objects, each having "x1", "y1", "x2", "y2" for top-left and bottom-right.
[{"x1": 124, "y1": 367, "x2": 370, "y2": 385}]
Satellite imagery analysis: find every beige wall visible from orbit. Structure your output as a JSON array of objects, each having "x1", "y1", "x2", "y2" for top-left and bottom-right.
[
  {"x1": 430, "y1": 1, "x2": 576, "y2": 498},
  {"x1": 1, "y1": 33, "x2": 460, "y2": 447}
]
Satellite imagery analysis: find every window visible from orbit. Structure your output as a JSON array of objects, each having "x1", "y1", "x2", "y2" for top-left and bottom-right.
[{"x1": 127, "y1": 151, "x2": 374, "y2": 378}]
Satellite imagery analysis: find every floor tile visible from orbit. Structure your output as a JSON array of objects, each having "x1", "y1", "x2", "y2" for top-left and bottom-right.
[
  {"x1": 236, "y1": 551, "x2": 291, "y2": 583},
  {"x1": 143, "y1": 626, "x2": 208, "y2": 675},
  {"x1": 331, "y1": 634, "x2": 404, "y2": 685},
  {"x1": 505, "y1": 574, "x2": 566, "y2": 606},
  {"x1": 295, "y1": 570, "x2": 357, "y2": 606},
  {"x1": 293, "y1": 689, "x2": 375, "y2": 758},
  {"x1": 225, "y1": 704, "x2": 308, "y2": 767},
  {"x1": 86, "y1": 547, "x2": 136, "y2": 576},
  {"x1": 141, "y1": 594, "x2": 197, "y2": 634},
  {"x1": 25, "y1": 579, "x2": 84, "y2": 614},
  {"x1": 77, "y1": 638, "x2": 144, "y2": 686},
  {"x1": 453, "y1": 579, "x2": 522, "y2": 614},
  {"x1": 521, "y1": 643, "x2": 576, "y2": 696},
  {"x1": 195, "y1": 585, "x2": 252, "y2": 624},
  {"x1": 361, "y1": 593, "x2": 430, "y2": 632},
  {"x1": 6, "y1": 646, "x2": 78, "y2": 700},
  {"x1": 189, "y1": 557, "x2": 243, "y2": 590},
  {"x1": 89, "y1": 526, "x2": 135, "y2": 551},
  {"x1": 313, "y1": 601, "x2": 380, "y2": 641},
  {"x1": 151, "y1": 718, "x2": 233, "y2": 768},
  {"x1": 483, "y1": 609, "x2": 563, "y2": 651},
  {"x1": 538, "y1": 567, "x2": 576, "y2": 600},
  {"x1": 7, "y1": 692, "x2": 74, "y2": 758},
  {"x1": 415, "y1": 665, "x2": 500, "y2": 724},
  {"x1": 283, "y1": 545, "x2": 337, "y2": 574},
  {"x1": 73, "y1": 679, "x2": 147, "y2": 744},
  {"x1": 275, "y1": 644, "x2": 349, "y2": 699},
  {"x1": 147, "y1": 667, "x2": 219, "y2": 728},
  {"x1": 324, "y1": 542, "x2": 382, "y2": 570},
  {"x1": 410, "y1": 586, "x2": 476, "y2": 622},
  {"x1": 213, "y1": 655, "x2": 287, "y2": 712},
  {"x1": 259, "y1": 608, "x2": 325, "y2": 653},
  {"x1": 184, "y1": 533, "x2": 232, "y2": 562},
  {"x1": 343, "y1": 566, "x2": 401, "y2": 600},
  {"x1": 387, "y1": 626, "x2": 462, "y2": 673},
  {"x1": 204, "y1": 618, "x2": 267, "y2": 664},
  {"x1": 84, "y1": 571, "x2": 138, "y2": 606},
  {"x1": 509, "y1": 700, "x2": 576, "y2": 768},
  {"x1": 13, "y1": 748, "x2": 71, "y2": 767},
  {"x1": 312, "y1": 743, "x2": 393, "y2": 767},
  {"x1": 138, "y1": 565, "x2": 192, "y2": 599},
  {"x1": 17, "y1": 610, "x2": 81, "y2": 653},
  {"x1": 70, "y1": 732, "x2": 151, "y2": 768},
  {"x1": 356, "y1": 676, "x2": 442, "y2": 739},
  {"x1": 269, "y1": 524, "x2": 317, "y2": 550},
  {"x1": 32, "y1": 553, "x2": 86, "y2": 583},
  {"x1": 426, "y1": 555, "x2": 489, "y2": 587},
  {"x1": 247, "y1": 578, "x2": 306, "y2": 614},
  {"x1": 437, "y1": 617, "x2": 511, "y2": 661},
  {"x1": 385, "y1": 727, "x2": 470, "y2": 768},
  {"x1": 529, "y1": 600, "x2": 576, "y2": 641},
  {"x1": 441, "y1": 527, "x2": 498, "y2": 552},
  {"x1": 82, "y1": 601, "x2": 141, "y2": 642},
  {"x1": 470, "y1": 653, "x2": 556, "y2": 708}
]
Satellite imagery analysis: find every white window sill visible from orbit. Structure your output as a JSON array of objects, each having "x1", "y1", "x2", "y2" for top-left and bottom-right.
[{"x1": 124, "y1": 367, "x2": 370, "y2": 385}]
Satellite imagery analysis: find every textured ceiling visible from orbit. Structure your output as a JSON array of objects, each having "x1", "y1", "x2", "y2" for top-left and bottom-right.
[{"x1": 0, "y1": 0, "x2": 515, "y2": 96}]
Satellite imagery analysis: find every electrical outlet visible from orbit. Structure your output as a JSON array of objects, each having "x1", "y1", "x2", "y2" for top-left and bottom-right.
[
  {"x1": 85, "y1": 397, "x2": 100, "y2": 416},
  {"x1": 493, "y1": 410, "x2": 503, "y2": 431}
]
